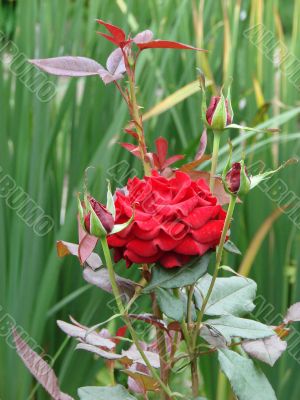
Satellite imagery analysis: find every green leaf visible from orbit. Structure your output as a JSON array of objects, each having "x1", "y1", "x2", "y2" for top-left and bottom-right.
[
  {"x1": 205, "y1": 316, "x2": 275, "y2": 342},
  {"x1": 225, "y1": 123, "x2": 278, "y2": 134},
  {"x1": 195, "y1": 274, "x2": 257, "y2": 316},
  {"x1": 78, "y1": 385, "x2": 137, "y2": 400},
  {"x1": 219, "y1": 265, "x2": 243, "y2": 277},
  {"x1": 143, "y1": 253, "x2": 211, "y2": 293},
  {"x1": 155, "y1": 288, "x2": 185, "y2": 321},
  {"x1": 250, "y1": 158, "x2": 297, "y2": 189},
  {"x1": 218, "y1": 349, "x2": 277, "y2": 400},
  {"x1": 223, "y1": 240, "x2": 241, "y2": 255}
]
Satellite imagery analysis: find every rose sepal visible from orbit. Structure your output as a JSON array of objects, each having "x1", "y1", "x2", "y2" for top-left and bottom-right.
[
  {"x1": 209, "y1": 92, "x2": 228, "y2": 131},
  {"x1": 106, "y1": 180, "x2": 116, "y2": 219},
  {"x1": 77, "y1": 194, "x2": 85, "y2": 227},
  {"x1": 110, "y1": 212, "x2": 134, "y2": 235}
]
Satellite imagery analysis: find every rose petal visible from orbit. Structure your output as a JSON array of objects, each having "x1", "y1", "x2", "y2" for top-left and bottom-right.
[
  {"x1": 192, "y1": 220, "x2": 225, "y2": 244},
  {"x1": 159, "y1": 253, "x2": 190, "y2": 268},
  {"x1": 175, "y1": 236, "x2": 210, "y2": 255}
]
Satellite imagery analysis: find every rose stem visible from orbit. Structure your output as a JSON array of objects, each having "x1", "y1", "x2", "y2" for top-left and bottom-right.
[
  {"x1": 152, "y1": 294, "x2": 172, "y2": 400},
  {"x1": 209, "y1": 131, "x2": 221, "y2": 192},
  {"x1": 100, "y1": 237, "x2": 174, "y2": 399},
  {"x1": 174, "y1": 288, "x2": 197, "y2": 396},
  {"x1": 187, "y1": 284, "x2": 200, "y2": 397},
  {"x1": 122, "y1": 49, "x2": 151, "y2": 177},
  {"x1": 193, "y1": 195, "x2": 237, "y2": 345},
  {"x1": 126, "y1": 52, "x2": 170, "y2": 397},
  {"x1": 115, "y1": 51, "x2": 169, "y2": 397}
]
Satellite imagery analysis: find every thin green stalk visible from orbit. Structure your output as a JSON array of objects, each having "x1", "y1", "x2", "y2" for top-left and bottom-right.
[
  {"x1": 170, "y1": 331, "x2": 179, "y2": 369},
  {"x1": 191, "y1": 359, "x2": 200, "y2": 397},
  {"x1": 209, "y1": 131, "x2": 222, "y2": 192},
  {"x1": 101, "y1": 238, "x2": 125, "y2": 313},
  {"x1": 100, "y1": 238, "x2": 174, "y2": 399},
  {"x1": 152, "y1": 295, "x2": 171, "y2": 400},
  {"x1": 193, "y1": 195, "x2": 237, "y2": 346},
  {"x1": 187, "y1": 285, "x2": 200, "y2": 396},
  {"x1": 173, "y1": 289, "x2": 192, "y2": 348},
  {"x1": 186, "y1": 285, "x2": 195, "y2": 327}
]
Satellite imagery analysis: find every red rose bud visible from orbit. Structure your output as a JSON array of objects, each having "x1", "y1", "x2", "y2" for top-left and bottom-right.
[
  {"x1": 90, "y1": 197, "x2": 114, "y2": 232},
  {"x1": 225, "y1": 162, "x2": 251, "y2": 196},
  {"x1": 86, "y1": 196, "x2": 114, "y2": 235},
  {"x1": 78, "y1": 193, "x2": 115, "y2": 238},
  {"x1": 206, "y1": 95, "x2": 232, "y2": 130}
]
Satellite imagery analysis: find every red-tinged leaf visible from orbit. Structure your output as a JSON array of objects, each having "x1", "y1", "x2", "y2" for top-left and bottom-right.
[
  {"x1": 56, "y1": 241, "x2": 78, "y2": 258},
  {"x1": 78, "y1": 216, "x2": 86, "y2": 242},
  {"x1": 167, "y1": 321, "x2": 182, "y2": 332},
  {"x1": 98, "y1": 69, "x2": 124, "y2": 84},
  {"x1": 76, "y1": 343, "x2": 126, "y2": 361},
  {"x1": 124, "y1": 368, "x2": 159, "y2": 393},
  {"x1": 96, "y1": 19, "x2": 126, "y2": 44},
  {"x1": 97, "y1": 32, "x2": 121, "y2": 46},
  {"x1": 128, "y1": 314, "x2": 168, "y2": 332},
  {"x1": 124, "y1": 128, "x2": 139, "y2": 140},
  {"x1": 186, "y1": 171, "x2": 235, "y2": 205},
  {"x1": 29, "y1": 57, "x2": 105, "y2": 77},
  {"x1": 69, "y1": 316, "x2": 87, "y2": 330},
  {"x1": 242, "y1": 335, "x2": 287, "y2": 366},
  {"x1": 106, "y1": 48, "x2": 126, "y2": 76},
  {"x1": 195, "y1": 129, "x2": 208, "y2": 160},
  {"x1": 13, "y1": 330, "x2": 74, "y2": 400},
  {"x1": 137, "y1": 40, "x2": 205, "y2": 51},
  {"x1": 120, "y1": 142, "x2": 142, "y2": 159},
  {"x1": 179, "y1": 155, "x2": 211, "y2": 172},
  {"x1": 122, "y1": 347, "x2": 160, "y2": 368},
  {"x1": 78, "y1": 233, "x2": 98, "y2": 264},
  {"x1": 57, "y1": 320, "x2": 115, "y2": 350},
  {"x1": 133, "y1": 30, "x2": 154, "y2": 44},
  {"x1": 56, "y1": 240, "x2": 102, "y2": 270},
  {"x1": 155, "y1": 137, "x2": 168, "y2": 167},
  {"x1": 76, "y1": 342, "x2": 160, "y2": 369},
  {"x1": 284, "y1": 302, "x2": 300, "y2": 323},
  {"x1": 83, "y1": 266, "x2": 137, "y2": 299},
  {"x1": 163, "y1": 154, "x2": 185, "y2": 169},
  {"x1": 152, "y1": 153, "x2": 160, "y2": 169}
]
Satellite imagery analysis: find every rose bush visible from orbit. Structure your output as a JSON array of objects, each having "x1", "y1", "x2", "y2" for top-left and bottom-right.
[
  {"x1": 107, "y1": 170, "x2": 227, "y2": 268},
  {"x1": 18, "y1": 19, "x2": 297, "y2": 400}
]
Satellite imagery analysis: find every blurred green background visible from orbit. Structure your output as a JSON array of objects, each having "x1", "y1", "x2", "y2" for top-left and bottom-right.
[{"x1": 0, "y1": 0, "x2": 300, "y2": 399}]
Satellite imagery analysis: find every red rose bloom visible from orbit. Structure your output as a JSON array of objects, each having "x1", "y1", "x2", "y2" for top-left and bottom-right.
[{"x1": 107, "y1": 171, "x2": 227, "y2": 268}]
